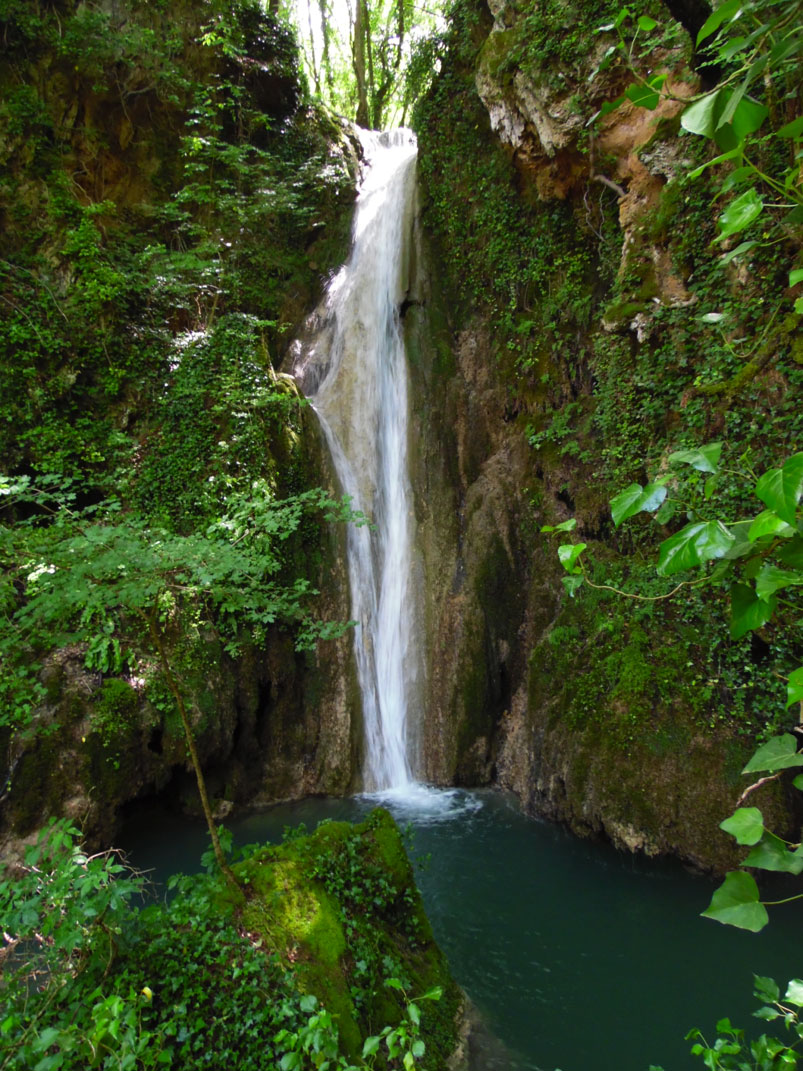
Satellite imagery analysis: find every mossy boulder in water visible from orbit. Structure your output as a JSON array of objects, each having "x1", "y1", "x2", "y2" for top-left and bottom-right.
[{"x1": 228, "y1": 808, "x2": 461, "y2": 1066}]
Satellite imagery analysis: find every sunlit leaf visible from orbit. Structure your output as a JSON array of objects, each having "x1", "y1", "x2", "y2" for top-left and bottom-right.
[
  {"x1": 656, "y1": 521, "x2": 735, "y2": 576},
  {"x1": 668, "y1": 442, "x2": 722, "y2": 473},
  {"x1": 558, "y1": 544, "x2": 586, "y2": 573},
  {"x1": 720, "y1": 240, "x2": 758, "y2": 265},
  {"x1": 719, "y1": 807, "x2": 764, "y2": 846},
  {"x1": 748, "y1": 509, "x2": 794, "y2": 542},
  {"x1": 701, "y1": 871, "x2": 768, "y2": 931},
  {"x1": 755, "y1": 454, "x2": 803, "y2": 525},
  {"x1": 696, "y1": 0, "x2": 741, "y2": 45},
  {"x1": 610, "y1": 482, "x2": 667, "y2": 527},
  {"x1": 785, "y1": 980, "x2": 803, "y2": 1007},
  {"x1": 787, "y1": 667, "x2": 803, "y2": 709},
  {"x1": 743, "y1": 833, "x2": 803, "y2": 875},
  {"x1": 681, "y1": 90, "x2": 722, "y2": 137},
  {"x1": 714, "y1": 188, "x2": 764, "y2": 243},
  {"x1": 742, "y1": 734, "x2": 803, "y2": 774}
]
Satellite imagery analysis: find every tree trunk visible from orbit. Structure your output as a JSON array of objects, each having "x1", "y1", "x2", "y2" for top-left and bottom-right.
[{"x1": 353, "y1": 0, "x2": 370, "y2": 126}]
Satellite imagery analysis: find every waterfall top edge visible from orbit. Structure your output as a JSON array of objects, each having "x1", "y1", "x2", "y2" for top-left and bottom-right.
[{"x1": 356, "y1": 126, "x2": 417, "y2": 156}]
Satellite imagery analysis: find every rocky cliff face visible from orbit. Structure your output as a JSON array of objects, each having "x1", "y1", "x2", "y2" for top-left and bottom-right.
[{"x1": 409, "y1": 0, "x2": 801, "y2": 871}]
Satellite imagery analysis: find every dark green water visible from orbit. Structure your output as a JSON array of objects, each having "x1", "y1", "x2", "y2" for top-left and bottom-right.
[{"x1": 121, "y1": 788, "x2": 803, "y2": 1071}]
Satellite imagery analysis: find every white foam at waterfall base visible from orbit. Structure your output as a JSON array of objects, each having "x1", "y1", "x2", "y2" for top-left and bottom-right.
[
  {"x1": 292, "y1": 128, "x2": 422, "y2": 793},
  {"x1": 362, "y1": 785, "x2": 486, "y2": 826}
]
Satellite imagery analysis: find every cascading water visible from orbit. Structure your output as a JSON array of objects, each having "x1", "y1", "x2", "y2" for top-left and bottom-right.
[{"x1": 292, "y1": 128, "x2": 420, "y2": 793}]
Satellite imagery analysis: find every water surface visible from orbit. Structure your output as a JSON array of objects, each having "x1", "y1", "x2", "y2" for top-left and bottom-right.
[{"x1": 122, "y1": 789, "x2": 803, "y2": 1071}]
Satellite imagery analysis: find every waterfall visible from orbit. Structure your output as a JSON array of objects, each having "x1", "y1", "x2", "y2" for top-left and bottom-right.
[{"x1": 292, "y1": 128, "x2": 420, "y2": 793}]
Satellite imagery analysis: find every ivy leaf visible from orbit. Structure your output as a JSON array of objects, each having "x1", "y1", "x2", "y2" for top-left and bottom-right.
[
  {"x1": 610, "y1": 482, "x2": 667, "y2": 527},
  {"x1": 786, "y1": 667, "x2": 803, "y2": 709},
  {"x1": 558, "y1": 543, "x2": 587, "y2": 574},
  {"x1": 714, "y1": 189, "x2": 764, "y2": 243},
  {"x1": 743, "y1": 834, "x2": 803, "y2": 875},
  {"x1": 656, "y1": 521, "x2": 735, "y2": 576},
  {"x1": 719, "y1": 807, "x2": 764, "y2": 846},
  {"x1": 730, "y1": 582, "x2": 776, "y2": 639},
  {"x1": 742, "y1": 734, "x2": 803, "y2": 774},
  {"x1": 668, "y1": 442, "x2": 722, "y2": 473},
  {"x1": 755, "y1": 454, "x2": 803, "y2": 525},
  {"x1": 701, "y1": 871, "x2": 768, "y2": 932}
]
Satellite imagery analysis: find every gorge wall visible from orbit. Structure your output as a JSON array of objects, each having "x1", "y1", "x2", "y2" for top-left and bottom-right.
[{"x1": 407, "y1": 0, "x2": 802, "y2": 871}]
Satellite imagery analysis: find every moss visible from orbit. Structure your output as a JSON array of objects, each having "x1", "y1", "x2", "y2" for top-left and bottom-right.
[{"x1": 232, "y1": 811, "x2": 459, "y2": 1067}]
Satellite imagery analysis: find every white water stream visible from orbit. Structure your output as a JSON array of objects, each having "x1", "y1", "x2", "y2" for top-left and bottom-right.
[{"x1": 292, "y1": 129, "x2": 420, "y2": 792}]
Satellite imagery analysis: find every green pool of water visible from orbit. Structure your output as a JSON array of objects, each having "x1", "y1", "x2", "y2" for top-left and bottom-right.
[{"x1": 121, "y1": 788, "x2": 803, "y2": 1071}]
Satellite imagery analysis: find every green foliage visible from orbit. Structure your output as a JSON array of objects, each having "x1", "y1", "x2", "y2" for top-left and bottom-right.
[
  {"x1": 601, "y1": 0, "x2": 803, "y2": 311},
  {"x1": 673, "y1": 975, "x2": 803, "y2": 1071},
  {"x1": 0, "y1": 818, "x2": 445, "y2": 1071},
  {"x1": 0, "y1": 475, "x2": 355, "y2": 737}
]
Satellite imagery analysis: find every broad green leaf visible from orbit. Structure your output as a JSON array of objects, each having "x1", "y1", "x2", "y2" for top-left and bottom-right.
[
  {"x1": 562, "y1": 574, "x2": 584, "y2": 597},
  {"x1": 681, "y1": 90, "x2": 722, "y2": 137},
  {"x1": 748, "y1": 509, "x2": 794, "y2": 542},
  {"x1": 785, "y1": 981, "x2": 803, "y2": 1007},
  {"x1": 790, "y1": 269, "x2": 803, "y2": 286},
  {"x1": 754, "y1": 976, "x2": 780, "y2": 1004},
  {"x1": 778, "y1": 536, "x2": 803, "y2": 569},
  {"x1": 541, "y1": 518, "x2": 577, "y2": 533},
  {"x1": 786, "y1": 667, "x2": 803, "y2": 709},
  {"x1": 610, "y1": 482, "x2": 667, "y2": 527},
  {"x1": 696, "y1": 0, "x2": 741, "y2": 44},
  {"x1": 794, "y1": 773, "x2": 803, "y2": 790},
  {"x1": 720, "y1": 240, "x2": 758, "y2": 265},
  {"x1": 625, "y1": 74, "x2": 666, "y2": 110},
  {"x1": 689, "y1": 146, "x2": 742, "y2": 180},
  {"x1": 724, "y1": 95, "x2": 768, "y2": 140},
  {"x1": 730, "y1": 582, "x2": 776, "y2": 639},
  {"x1": 637, "y1": 14, "x2": 657, "y2": 31},
  {"x1": 755, "y1": 454, "x2": 803, "y2": 525},
  {"x1": 558, "y1": 543, "x2": 587, "y2": 574},
  {"x1": 743, "y1": 833, "x2": 803, "y2": 875},
  {"x1": 719, "y1": 807, "x2": 764, "y2": 846},
  {"x1": 668, "y1": 442, "x2": 722, "y2": 473},
  {"x1": 701, "y1": 871, "x2": 768, "y2": 932},
  {"x1": 654, "y1": 497, "x2": 677, "y2": 525},
  {"x1": 755, "y1": 564, "x2": 802, "y2": 601},
  {"x1": 656, "y1": 521, "x2": 735, "y2": 576},
  {"x1": 714, "y1": 188, "x2": 764, "y2": 243},
  {"x1": 777, "y1": 116, "x2": 803, "y2": 139},
  {"x1": 362, "y1": 1037, "x2": 381, "y2": 1058},
  {"x1": 742, "y1": 734, "x2": 803, "y2": 774}
]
